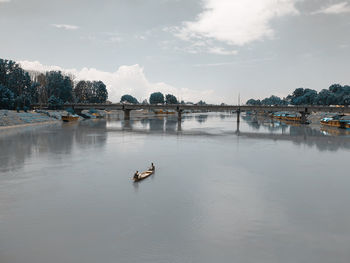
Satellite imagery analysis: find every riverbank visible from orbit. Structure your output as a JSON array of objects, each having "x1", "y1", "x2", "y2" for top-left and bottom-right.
[{"x1": 0, "y1": 110, "x2": 60, "y2": 129}]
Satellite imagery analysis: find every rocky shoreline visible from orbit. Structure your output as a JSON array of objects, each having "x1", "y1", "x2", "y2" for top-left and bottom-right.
[{"x1": 0, "y1": 110, "x2": 61, "y2": 128}]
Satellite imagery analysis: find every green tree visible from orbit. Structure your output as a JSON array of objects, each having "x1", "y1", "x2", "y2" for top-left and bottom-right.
[
  {"x1": 92, "y1": 81, "x2": 108, "y2": 103},
  {"x1": 165, "y1": 94, "x2": 178, "y2": 104},
  {"x1": 0, "y1": 59, "x2": 32, "y2": 107},
  {"x1": 149, "y1": 92, "x2": 164, "y2": 104},
  {"x1": 48, "y1": 95, "x2": 63, "y2": 109},
  {"x1": 74, "y1": 80, "x2": 91, "y2": 103},
  {"x1": 314, "y1": 89, "x2": 333, "y2": 105},
  {"x1": 28, "y1": 82, "x2": 40, "y2": 104},
  {"x1": 246, "y1": 99, "x2": 261, "y2": 105},
  {"x1": 46, "y1": 71, "x2": 73, "y2": 103},
  {"x1": 74, "y1": 80, "x2": 108, "y2": 103},
  {"x1": 342, "y1": 95, "x2": 350, "y2": 105},
  {"x1": 287, "y1": 88, "x2": 317, "y2": 105},
  {"x1": 0, "y1": 84, "x2": 15, "y2": 109},
  {"x1": 121, "y1": 94, "x2": 138, "y2": 104}
]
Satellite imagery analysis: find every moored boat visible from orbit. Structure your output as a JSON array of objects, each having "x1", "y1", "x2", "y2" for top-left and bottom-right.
[
  {"x1": 340, "y1": 115, "x2": 350, "y2": 129},
  {"x1": 320, "y1": 115, "x2": 349, "y2": 128},
  {"x1": 62, "y1": 115, "x2": 79, "y2": 122},
  {"x1": 272, "y1": 112, "x2": 303, "y2": 122}
]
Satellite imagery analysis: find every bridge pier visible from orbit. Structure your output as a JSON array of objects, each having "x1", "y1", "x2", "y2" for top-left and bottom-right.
[
  {"x1": 177, "y1": 120, "x2": 182, "y2": 132},
  {"x1": 237, "y1": 109, "x2": 241, "y2": 123},
  {"x1": 300, "y1": 108, "x2": 309, "y2": 124},
  {"x1": 177, "y1": 109, "x2": 183, "y2": 121},
  {"x1": 123, "y1": 109, "x2": 131, "y2": 120}
]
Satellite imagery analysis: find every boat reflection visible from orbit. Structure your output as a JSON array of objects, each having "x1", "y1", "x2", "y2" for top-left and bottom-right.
[
  {"x1": 0, "y1": 120, "x2": 108, "y2": 173},
  {"x1": 241, "y1": 114, "x2": 350, "y2": 151}
]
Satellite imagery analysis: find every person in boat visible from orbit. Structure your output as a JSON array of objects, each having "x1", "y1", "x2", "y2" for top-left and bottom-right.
[
  {"x1": 149, "y1": 163, "x2": 155, "y2": 171},
  {"x1": 134, "y1": 171, "x2": 139, "y2": 180}
]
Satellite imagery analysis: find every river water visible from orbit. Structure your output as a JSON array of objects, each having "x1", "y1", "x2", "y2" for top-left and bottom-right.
[{"x1": 1, "y1": 113, "x2": 350, "y2": 263}]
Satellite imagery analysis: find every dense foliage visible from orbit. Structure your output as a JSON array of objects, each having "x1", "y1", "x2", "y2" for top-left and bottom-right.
[
  {"x1": 0, "y1": 58, "x2": 108, "y2": 109},
  {"x1": 74, "y1": 80, "x2": 108, "y2": 103},
  {"x1": 46, "y1": 71, "x2": 73, "y2": 103},
  {"x1": 0, "y1": 84, "x2": 15, "y2": 109},
  {"x1": 149, "y1": 92, "x2": 164, "y2": 104},
  {"x1": 0, "y1": 59, "x2": 34, "y2": 109},
  {"x1": 246, "y1": 84, "x2": 350, "y2": 106},
  {"x1": 165, "y1": 94, "x2": 178, "y2": 104},
  {"x1": 48, "y1": 95, "x2": 64, "y2": 109},
  {"x1": 120, "y1": 94, "x2": 139, "y2": 104}
]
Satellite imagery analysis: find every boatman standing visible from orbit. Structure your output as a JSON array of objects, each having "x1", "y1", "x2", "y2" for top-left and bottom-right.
[{"x1": 150, "y1": 163, "x2": 155, "y2": 171}]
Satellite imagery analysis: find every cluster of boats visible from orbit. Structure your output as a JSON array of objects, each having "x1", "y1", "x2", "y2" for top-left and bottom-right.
[
  {"x1": 61, "y1": 110, "x2": 104, "y2": 122},
  {"x1": 320, "y1": 115, "x2": 350, "y2": 129},
  {"x1": 271, "y1": 111, "x2": 350, "y2": 129}
]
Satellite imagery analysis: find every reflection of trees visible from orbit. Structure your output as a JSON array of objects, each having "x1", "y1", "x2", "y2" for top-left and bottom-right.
[
  {"x1": 242, "y1": 114, "x2": 350, "y2": 151},
  {"x1": 149, "y1": 118, "x2": 165, "y2": 131},
  {"x1": 0, "y1": 120, "x2": 108, "y2": 173},
  {"x1": 74, "y1": 120, "x2": 107, "y2": 147},
  {"x1": 242, "y1": 115, "x2": 265, "y2": 130},
  {"x1": 0, "y1": 129, "x2": 39, "y2": 173},
  {"x1": 0, "y1": 124, "x2": 74, "y2": 173},
  {"x1": 182, "y1": 115, "x2": 193, "y2": 120},
  {"x1": 165, "y1": 117, "x2": 177, "y2": 132},
  {"x1": 140, "y1": 118, "x2": 148, "y2": 128},
  {"x1": 195, "y1": 114, "x2": 208, "y2": 124},
  {"x1": 120, "y1": 116, "x2": 180, "y2": 133}
]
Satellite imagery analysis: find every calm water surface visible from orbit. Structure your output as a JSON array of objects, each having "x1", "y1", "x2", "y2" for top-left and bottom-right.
[{"x1": 1, "y1": 113, "x2": 350, "y2": 263}]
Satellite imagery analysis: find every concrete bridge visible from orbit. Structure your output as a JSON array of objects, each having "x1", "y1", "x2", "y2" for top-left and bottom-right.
[{"x1": 33, "y1": 103, "x2": 350, "y2": 123}]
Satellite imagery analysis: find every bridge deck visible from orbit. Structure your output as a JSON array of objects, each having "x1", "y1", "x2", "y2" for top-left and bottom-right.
[{"x1": 32, "y1": 104, "x2": 350, "y2": 113}]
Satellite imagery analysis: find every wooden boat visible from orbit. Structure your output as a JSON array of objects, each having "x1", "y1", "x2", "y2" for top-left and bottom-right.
[
  {"x1": 272, "y1": 112, "x2": 302, "y2": 122},
  {"x1": 320, "y1": 115, "x2": 348, "y2": 128},
  {"x1": 133, "y1": 168, "x2": 155, "y2": 182},
  {"x1": 62, "y1": 115, "x2": 79, "y2": 122}
]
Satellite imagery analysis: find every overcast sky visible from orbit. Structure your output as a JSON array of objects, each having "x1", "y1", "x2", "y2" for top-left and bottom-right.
[{"x1": 1, "y1": 0, "x2": 350, "y2": 103}]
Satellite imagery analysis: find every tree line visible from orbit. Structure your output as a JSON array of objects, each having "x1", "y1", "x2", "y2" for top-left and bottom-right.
[
  {"x1": 0, "y1": 58, "x2": 206, "y2": 110},
  {"x1": 120, "y1": 92, "x2": 206, "y2": 105},
  {"x1": 0, "y1": 58, "x2": 108, "y2": 110},
  {"x1": 246, "y1": 85, "x2": 350, "y2": 106}
]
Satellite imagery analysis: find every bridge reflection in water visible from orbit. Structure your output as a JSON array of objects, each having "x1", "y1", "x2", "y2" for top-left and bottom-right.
[
  {"x1": 106, "y1": 113, "x2": 350, "y2": 152},
  {"x1": 1, "y1": 114, "x2": 349, "y2": 174}
]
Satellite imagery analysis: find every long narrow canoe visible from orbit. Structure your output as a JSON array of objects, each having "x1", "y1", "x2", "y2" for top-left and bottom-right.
[{"x1": 133, "y1": 169, "x2": 154, "y2": 182}]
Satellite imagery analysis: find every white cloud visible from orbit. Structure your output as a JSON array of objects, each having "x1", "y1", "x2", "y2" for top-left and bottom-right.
[
  {"x1": 0, "y1": 0, "x2": 11, "y2": 3},
  {"x1": 207, "y1": 47, "x2": 238, "y2": 55},
  {"x1": 51, "y1": 24, "x2": 79, "y2": 30},
  {"x1": 177, "y1": 0, "x2": 299, "y2": 46},
  {"x1": 312, "y1": 2, "x2": 350, "y2": 15},
  {"x1": 19, "y1": 60, "x2": 220, "y2": 103}
]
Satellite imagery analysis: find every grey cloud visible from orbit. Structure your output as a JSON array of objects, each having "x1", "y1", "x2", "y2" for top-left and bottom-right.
[{"x1": 312, "y1": 1, "x2": 350, "y2": 15}]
